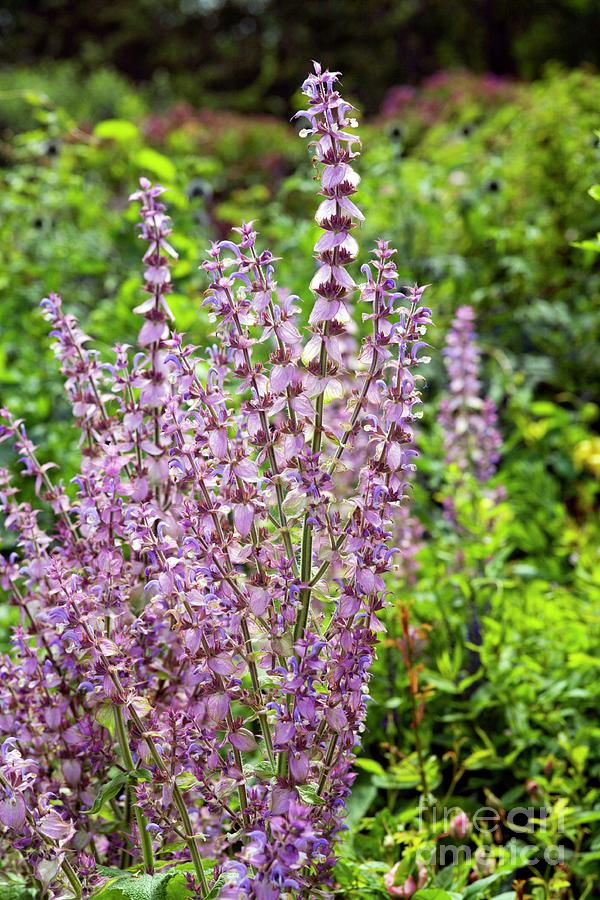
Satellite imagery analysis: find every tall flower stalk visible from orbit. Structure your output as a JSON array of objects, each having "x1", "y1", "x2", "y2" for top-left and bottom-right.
[
  {"x1": 439, "y1": 305, "x2": 501, "y2": 484},
  {"x1": 0, "y1": 63, "x2": 432, "y2": 898},
  {"x1": 294, "y1": 63, "x2": 363, "y2": 647}
]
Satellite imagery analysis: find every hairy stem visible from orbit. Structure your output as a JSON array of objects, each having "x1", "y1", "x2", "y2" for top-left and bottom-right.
[
  {"x1": 294, "y1": 337, "x2": 329, "y2": 644},
  {"x1": 114, "y1": 705, "x2": 155, "y2": 874},
  {"x1": 126, "y1": 705, "x2": 211, "y2": 894}
]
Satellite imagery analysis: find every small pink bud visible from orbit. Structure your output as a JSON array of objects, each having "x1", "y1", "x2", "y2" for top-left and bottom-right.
[
  {"x1": 401, "y1": 876, "x2": 417, "y2": 898},
  {"x1": 449, "y1": 810, "x2": 471, "y2": 840},
  {"x1": 384, "y1": 865, "x2": 421, "y2": 898}
]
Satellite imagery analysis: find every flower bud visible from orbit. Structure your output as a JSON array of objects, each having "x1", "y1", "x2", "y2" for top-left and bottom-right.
[{"x1": 449, "y1": 810, "x2": 471, "y2": 840}]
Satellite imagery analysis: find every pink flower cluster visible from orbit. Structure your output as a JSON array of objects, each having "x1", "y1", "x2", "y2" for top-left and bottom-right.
[
  {"x1": 439, "y1": 305, "x2": 501, "y2": 483},
  {"x1": 0, "y1": 63, "x2": 432, "y2": 898}
]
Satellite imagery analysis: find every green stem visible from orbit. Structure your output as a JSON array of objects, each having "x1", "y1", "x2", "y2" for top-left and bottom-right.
[
  {"x1": 294, "y1": 339, "x2": 328, "y2": 645},
  {"x1": 239, "y1": 618, "x2": 276, "y2": 769},
  {"x1": 317, "y1": 734, "x2": 338, "y2": 795},
  {"x1": 114, "y1": 706, "x2": 155, "y2": 874},
  {"x1": 61, "y1": 857, "x2": 83, "y2": 899},
  {"x1": 294, "y1": 513, "x2": 314, "y2": 643},
  {"x1": 119, "y1": 787, "x2": 133, "y2": 870},
  {"x1": 128, "y1": 707, "x2": 210, "y2": 896},
  {"x1": 171, "y1": 784, "x2": 210, "y2": 895}
]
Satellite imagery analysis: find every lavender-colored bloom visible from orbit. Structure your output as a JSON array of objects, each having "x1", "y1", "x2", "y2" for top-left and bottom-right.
[
  {"x1": 0, "y1": 790, "x2": 26, "y2": 831},
  {"x1": 439, "y1": 305, "x2": 501, "y2": 482},
  {"x1": 0, "y1": 63, "x2": 433, "y2": 897}
]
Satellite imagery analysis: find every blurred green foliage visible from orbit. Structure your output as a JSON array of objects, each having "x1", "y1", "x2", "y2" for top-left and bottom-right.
[
  {"x1": 268, "y1": 67, "x2": 600, "y2": 401},
  {"x1": 0, "y1": 62, "x2": 148, "y2": 134},
  {"x1": 3, "y1": 0, "x2": 600, "y2": 115},
  {"x1": 345, "y1": 397, "x2": 600, "y2": 896},
  {"x1": 1, "y1": 61, "x2": 600, "y2": 898},
  {"x1": 3, "y1": 64, "x2": 600, "y2": 448}
]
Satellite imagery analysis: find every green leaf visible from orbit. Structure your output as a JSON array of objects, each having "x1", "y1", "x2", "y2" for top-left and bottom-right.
[
  {"x1": 0, "y1": 880, "x2": 36, "y2": 899},
  {"x1": 424, "y1": 673, "x2": 458, "y2": 693},
  {"x1": 175, "y1": 771, "x2": 199, "y2": 791},
  {"x1": 96, "y1": 702, "x2": 117, "y2": 736},
  {"x1": 588, "y1": 184, "x2": 600, "y2": 202},
  {"x1": 345, "y1": 780, "x2": 377, "y2": 827},
  {"x1": 462, "y1": 872, "x2": 507, "y2": 899},
  {"x1": 203, "y1": 876, "x2": 226, "y2": 900},
  {"x1": 297, "y1": 784, "x2": 325, "y2": 805},
  {"x1": 156, "y1": 840, "x2": 187, "y2": 856},
  {"x1": 252, "y1": 760, "x2": 276, "y2": 780},
  {"x1": 87, "y1": 773, "x2": 129, "y2": 815},
  {"x1": 353, "y1": 758, "x2": 386, "y2": 777},
  {"x1": 93, "y1": 872, "x2": 177, "y2": 900},
  {"x1": 462, "y1": 748, "x2": 496, "y2": 770},
  {"x1": 414, "y1": 891, "x2": 457, "y2": 900},
  {"x1": 131, "y1": 769, "x2": 154, "y2": 783},
  {"x1": 94, "y1": 120, "x2": 140, "y2": 143},
  {"x1": 372, "y1": 754, "x2": 441, "y2": 791},
  {"x1": 165, "y1": 883, "x2": 192, "y2": 900},
  {"x1": 133, "y1": 148, "x2": 176, "y2": 183},
  {"x1": 96, "y1": 866, "x2": 132, "y2": 878},
  {"x1": 23, "y1": 90, "x2": 47, "y2": 107}
]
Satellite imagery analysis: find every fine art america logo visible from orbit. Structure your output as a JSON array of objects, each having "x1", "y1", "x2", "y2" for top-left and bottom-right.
[{"x1": 415, "y1": 799, "x2": 565, "y2": 868}]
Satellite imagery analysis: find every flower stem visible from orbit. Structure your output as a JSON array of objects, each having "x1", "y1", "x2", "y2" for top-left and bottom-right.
[
  {"x1": 114, "y1": 705, "x2": 155, "y2": 875},
  {"x1": 294, "y1": 337, "x2": 328, "y2": 645},
  {"x1": 61, "y1": 857, "x2": 83, "y2": 899},
  {"x1": 239, "y1": 617, "x2": 276, "y2": 769},
  {"x1": 127, "y1": 706, "x2": 210, "y2": 896},
  {"x1": 317, "y1": 734, "x2": 338, "y2": 795}
]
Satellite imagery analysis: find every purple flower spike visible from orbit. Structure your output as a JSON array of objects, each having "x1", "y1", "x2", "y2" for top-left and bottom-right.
[
  {"x1": 0, "y1": 63, "x2": 433, "y2": 897},
  {"x1": 440, "y1": 305, "x2": 502, "y2": 483}
]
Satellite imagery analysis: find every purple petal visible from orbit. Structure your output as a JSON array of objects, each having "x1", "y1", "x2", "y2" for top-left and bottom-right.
[{"x1": 0, "y1": 793, "x2": 26, "y2": 831}]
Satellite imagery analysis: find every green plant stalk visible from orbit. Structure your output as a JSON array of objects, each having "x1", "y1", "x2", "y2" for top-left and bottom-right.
[
  {"x1": 406, "y1": 650, "x2": 429, "y2": 800},
  {"x1": 283, "y1": 337, "x2": 330, "y2": 777},
  {"x1": 61, "y1": 857, "x2": 83, "y2": 899},
  {"x1": 113, "y1": 705, "x2": 155, "y2": 875},
  {"x1": 294, "y1": 332, "x2": 330, "y2": 640},
  {"x1": 171, "y1": 784, "x2": 209, "y2": 893},
  {"x1": 239, "y1": 617, "x2": 276, "y2": 769},
  {"x1": 317, "y1": 734, "x2": 338, "y2": 795},
  {"x1": 127, "y1": 706, "x2": 210, "y2": 896},
  {"x1": 119, "y1": 787, "x2": 133, "y2": 870}
]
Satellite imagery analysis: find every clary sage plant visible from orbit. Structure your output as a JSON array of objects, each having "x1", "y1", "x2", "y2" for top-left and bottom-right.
[{"x1": 0, "y1": 63, "x2": 432, "y2": 898}]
